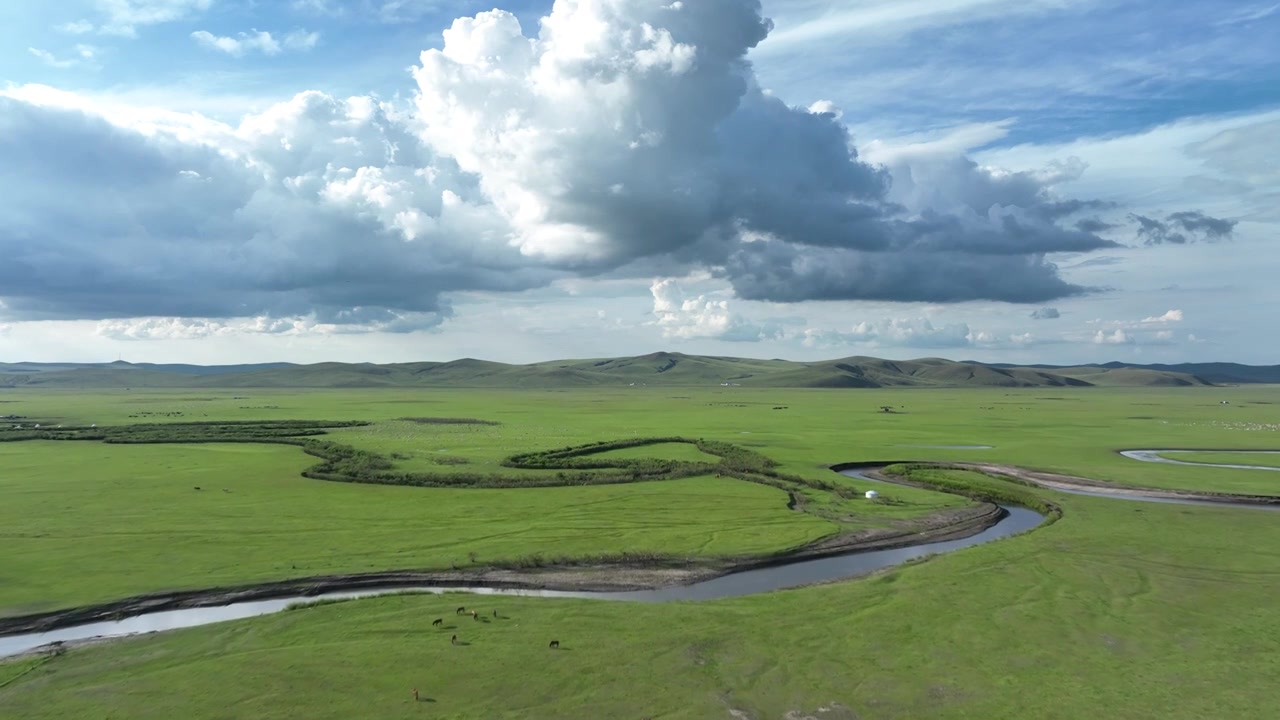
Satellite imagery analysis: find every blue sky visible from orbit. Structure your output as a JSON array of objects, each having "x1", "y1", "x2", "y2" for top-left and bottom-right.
[
  {"x1": 12, "y1": 1, "x2": 1276, "y2": 137},
  {"x1": 1, "y1": 0, "x2": 1277, "y2": 364}
]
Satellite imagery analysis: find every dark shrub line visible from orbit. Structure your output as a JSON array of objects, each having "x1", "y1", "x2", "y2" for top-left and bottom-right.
[{"x1": 502, "y1": 436, "x2": 689, "y2": 469}]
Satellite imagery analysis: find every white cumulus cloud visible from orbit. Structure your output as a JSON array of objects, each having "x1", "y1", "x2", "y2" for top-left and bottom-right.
[
  {"x1": 191, "y1": 29, "x2": 319, "y2": 57},
  {"x1": 58, "y1": 20, "x2": 96, "y2": 35},
  {"x1": 28, "y1": 46, "x2": 96, "y2": 69},
  {"x1": 96, "y1": 0, "x2": 214, "y2": 37},
  {"x1": 802, "y1": 316, "x2": 1008, "y2": 349},
  {"x1": 1093, "y1": 328, "x2": 1132, "y2": 345},
  {"x1": 96, "y1": 310, "x2": 445, "y2": 340},
  {"x1": 650, "y1": 279, "x2": 779, "y2": 341}
]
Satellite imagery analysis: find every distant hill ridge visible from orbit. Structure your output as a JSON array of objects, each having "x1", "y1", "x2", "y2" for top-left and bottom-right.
[
  {"x1": 972, "y1": 361, "x2": 1280, "y2": 386},
  {"x1": 0, "y1": 352, "x2": 1266, "y2": 388}
]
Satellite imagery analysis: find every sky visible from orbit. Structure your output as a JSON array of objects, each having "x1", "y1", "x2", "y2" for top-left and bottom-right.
[{"x1": 1, "y1": 0, "x2": 1276, "y2": 366}]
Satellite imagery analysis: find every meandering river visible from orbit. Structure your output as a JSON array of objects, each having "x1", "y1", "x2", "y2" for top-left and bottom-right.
[
  {"x1": 0, "y1": 471, "x2": 1042, "y2": 659},
  {"x1": 4, "y1": 451, "x2": 1276, "y2": 660}
]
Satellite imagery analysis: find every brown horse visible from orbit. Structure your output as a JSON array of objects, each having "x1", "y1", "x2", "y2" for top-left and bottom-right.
[
  {"x1": 432, "y1": 618, "x2": 443, "y2": 627},
  {"x1": 456, "y1": 606, "x2": 466, "y2": 615},
  {"x1": 548, "y1": 640, "x2": 560, "y2": 649}
]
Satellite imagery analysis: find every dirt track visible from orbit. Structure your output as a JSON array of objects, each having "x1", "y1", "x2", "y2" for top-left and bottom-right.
[{"x1": 952, "y1": 462, "x2": 1280, "y2": 506}]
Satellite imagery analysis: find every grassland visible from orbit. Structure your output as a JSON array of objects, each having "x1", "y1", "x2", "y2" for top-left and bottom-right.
[
  {"x1": 0, "y1": 415, "x2": 965, "y2": 615},
  {"x1": 4, "y1": 382, "x2": 1275, "y2": 493},
  {"x1": 1, "y1": 384, "x2": 1279, "y2": 718},
  {"x1": 0, "y1": 442, "x2": 856, "y2": 614},
  {"x1": 2, "y1": 475, "x2": 1277, "y2": 719}
]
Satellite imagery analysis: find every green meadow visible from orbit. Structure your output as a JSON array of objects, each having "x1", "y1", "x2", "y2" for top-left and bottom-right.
[
  {"x1": 0, "y1": 442, "x2": 838, "y2": 614},
  {"x1": 1, "y1": 384, "x2": 1279, "y2": 718}
]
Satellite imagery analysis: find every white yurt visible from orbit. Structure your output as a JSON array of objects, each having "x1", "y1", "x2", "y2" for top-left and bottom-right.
[{"x1": 865, "y1": 490, "x2": 880, "y2": 500}]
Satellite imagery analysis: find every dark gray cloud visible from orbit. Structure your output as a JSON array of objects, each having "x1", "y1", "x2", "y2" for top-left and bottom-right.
[
  {"x1": 1075, "y1": 218, "x2": 1118, "y2": 233},
  {"x1": 0, "y1": 93, "x2": 558, "y2": 325},
  {"x1": 1037, "y1": 199, "x2": 1120, "y2": 222},
  {"x1": 1131, "y1": 210, "x2": 1237, "y2": 245},
  {"x1": 722, "y1": 240, "x2": 1085, "y2": 304},
  {"x1": 1030, "y1": 307, "x2": 1061, "y2": 320},
  {"x1": 1063, "y1": 255, "x2": 1124, "y2": 269}
]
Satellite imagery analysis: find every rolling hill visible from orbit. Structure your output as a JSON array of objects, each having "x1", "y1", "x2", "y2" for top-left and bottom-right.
[
  {"x1": 976, "y1": 361, "x2": 1280, "y2": 385},
  {"x1": 0, "y1": 352, "x2": 1231, "y2": 389},
  {"x1": 0, "y1": 360, "x2": 294, "y2": 376}
]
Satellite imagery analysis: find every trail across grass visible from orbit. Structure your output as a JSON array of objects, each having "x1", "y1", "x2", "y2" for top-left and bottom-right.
[{"x1": 1160, "y1": 450, "x2": 1280, "y2": 469}]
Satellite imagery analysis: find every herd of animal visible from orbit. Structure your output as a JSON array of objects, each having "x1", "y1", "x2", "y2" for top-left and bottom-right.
[{"x1": 432, "y1": 605, "x2": 560, "y2": 650}]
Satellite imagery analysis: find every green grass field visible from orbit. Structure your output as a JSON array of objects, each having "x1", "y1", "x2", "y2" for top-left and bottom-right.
[
  {"x1": 2, "y1": 483, "x2": 1276, "y2": 719},
  {"x1": 2, "y1": 385, "x2": 1279, "y2": 718},
  {"x1": 0, "y1": 442, "x2": 843, "y2": 615}
]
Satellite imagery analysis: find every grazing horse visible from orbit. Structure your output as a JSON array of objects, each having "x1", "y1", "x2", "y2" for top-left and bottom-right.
[
  {"x1": 432, "y1": 618, "x2": 443, "y2": 627},
  {"x1": 472, "y1": 612, "x2": 480, "y2": 621},
  {"x1": 456, "y1": 606, "x2": 466, "y2": 615},
  {"x1": 548, "y1": 640, "x2": 560, "y2": 649},
  {"x1": 451, "y1": 635, "x2": 458, "y2": 645}
]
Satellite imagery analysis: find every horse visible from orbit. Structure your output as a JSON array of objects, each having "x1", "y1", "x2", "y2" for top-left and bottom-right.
[
  {"x1": 492, "y1": 609, "x2": 498, "y2": 618},
  {"x1": 548, "y1": 640, "x2": 560, "y2": 649},
  {"x1": 456, "y1": 606, "x2": 466, "y2": 615},
  {"x1": 451, "y1": 635, "x2": 458, "y2": 645},
  {"x1": 432, "y1": 618, "x2": 443, "y2": 627}
]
